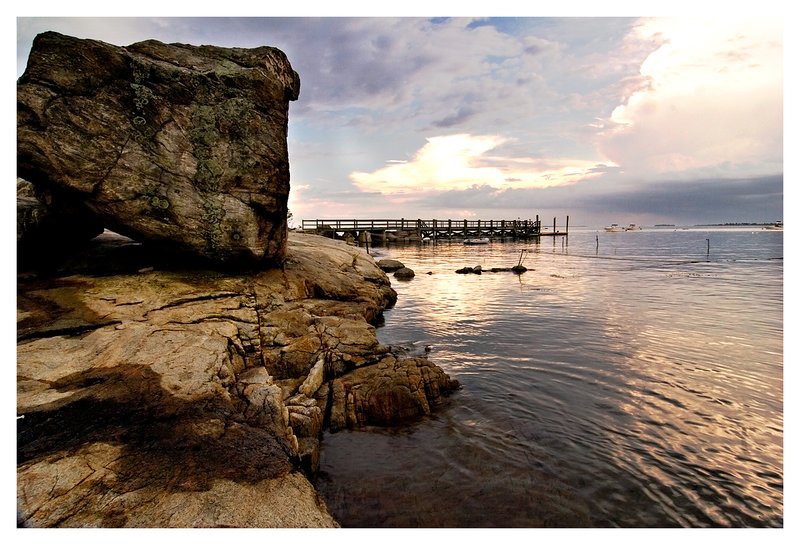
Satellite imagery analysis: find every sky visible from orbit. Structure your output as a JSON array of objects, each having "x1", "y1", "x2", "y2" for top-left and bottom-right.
[{"x1": 13, "y1": 8, "x2": 786, "y2": 229}]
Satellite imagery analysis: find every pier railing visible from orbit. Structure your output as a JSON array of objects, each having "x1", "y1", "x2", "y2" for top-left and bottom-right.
[{"x1": 299, "y1": 217, "x2": 569, "y2": 239}]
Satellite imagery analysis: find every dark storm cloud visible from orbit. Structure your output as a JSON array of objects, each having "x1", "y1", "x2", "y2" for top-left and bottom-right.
[
  {"x1": 586, "y1": 175, "x2": 783, "y2": 222},
  {"x1": 414, "y1": 175, "x2": 783, "y2": 223}
]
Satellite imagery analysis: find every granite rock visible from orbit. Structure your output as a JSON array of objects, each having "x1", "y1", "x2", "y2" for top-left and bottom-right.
[
  {"x1": 17, "y1": 31, "x2": 300, "y2": 266},
  {"x1": 17, "y1": 232, "x2": 459, "y2": 527}
]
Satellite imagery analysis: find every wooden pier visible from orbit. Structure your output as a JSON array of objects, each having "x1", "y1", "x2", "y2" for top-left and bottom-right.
[{"x1": 300, "y1": 216, "x2": 569, "y2": 242}]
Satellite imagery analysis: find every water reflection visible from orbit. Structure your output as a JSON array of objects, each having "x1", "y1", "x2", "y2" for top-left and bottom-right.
[{"x1": 317, "y1": 228, "x2": 783, "y2": 527}]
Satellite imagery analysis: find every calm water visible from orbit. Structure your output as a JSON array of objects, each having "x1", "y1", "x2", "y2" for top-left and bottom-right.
[{"x1": 315, "y1": 227, "x2": 783, "y2": 527}]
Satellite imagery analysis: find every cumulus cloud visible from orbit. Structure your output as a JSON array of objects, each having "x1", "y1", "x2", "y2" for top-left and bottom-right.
[
  {"x1": 350, "y1": 133, "x2": 608, "y2": 194},
  {"x1": 598, "y1": 17, "x2": 783, "y2": 180}
]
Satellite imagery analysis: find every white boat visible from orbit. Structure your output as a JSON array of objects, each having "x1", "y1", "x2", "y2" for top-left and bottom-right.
[
  {"x1": 463, "y1": 237, "x2": 490, "y2": 245},
  {"x1": 624, "y1": 224, "x2": 642, "y2": 231},
  {"x1": 604, "y1": 224, "x2": 624, "y2": 232}
]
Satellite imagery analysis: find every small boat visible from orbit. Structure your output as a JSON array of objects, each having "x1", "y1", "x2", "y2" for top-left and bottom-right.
[
  {"x1": 764, "y1": 221, "x2": 783, "y2": 231},
  {"x1": 604, "y1": 224, "x2": 624, "y2": 232},
  {"x1": 624, "y1": 224, "x2": 642, "y2": 231},
  {"x1": 464, "y1": 237, "x2": 490, "y2": 245}
]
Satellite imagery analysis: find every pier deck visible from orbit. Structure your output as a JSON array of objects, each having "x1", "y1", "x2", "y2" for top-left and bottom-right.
[{"x1": 300, "y1": 216, "x2": 569, "y2": 242}]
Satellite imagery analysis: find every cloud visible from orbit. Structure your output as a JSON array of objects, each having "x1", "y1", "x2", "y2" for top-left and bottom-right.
[
  {"x1": 580, "y1": 175, "x2": 784, "y2": 224},
  {"x1": 598, "y1": 17, "x2": 783, "y2": 180},
  {"x1": 398, "y1": 174, "x2": 782, "y2": 225},
  {"x1": 349, "y1": 134, "x2": 608, "y2": 195}
]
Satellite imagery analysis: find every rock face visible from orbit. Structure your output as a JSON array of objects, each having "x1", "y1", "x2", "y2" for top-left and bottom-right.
[
  {"x1": 17, "y1": 232, "x2": 460, "y2": 527},
  {"x1": 329, "y1": 355, "x2": 459, "y2": 431},
  {"x1": 17, "y1": 32, "x2": 300, "y2": 266}
]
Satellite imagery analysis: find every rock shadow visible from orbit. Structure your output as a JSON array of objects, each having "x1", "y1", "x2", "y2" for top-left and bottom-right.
[{"x1": 17, "y1": 364, "x2": 295, "y2": 526}]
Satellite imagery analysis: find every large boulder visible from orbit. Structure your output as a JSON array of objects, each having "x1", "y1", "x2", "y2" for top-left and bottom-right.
[{"x1": 17, "y1": 31, "x2": 300, "y2": 266}]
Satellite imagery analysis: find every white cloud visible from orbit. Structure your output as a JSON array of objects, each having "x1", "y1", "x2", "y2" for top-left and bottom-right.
[
  {"x1": 350, "y1": 133, "x2": 607, "y2": 195},
  {"x1": 598, "y1": 17, "x2": 783, "y2": 179}
]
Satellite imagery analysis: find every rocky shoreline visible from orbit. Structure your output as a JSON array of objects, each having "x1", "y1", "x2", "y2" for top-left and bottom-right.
[
  {"x1": 16, "y1": 32, "x2": 459, "y2": 527},
  {"x1": 17, "y1": 231, "x2": 460, "y2": 527}
]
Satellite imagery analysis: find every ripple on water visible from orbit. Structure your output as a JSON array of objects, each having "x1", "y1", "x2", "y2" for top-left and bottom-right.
[{"x1": 319, "y1": 230, "x2": 783, "y2": 527}]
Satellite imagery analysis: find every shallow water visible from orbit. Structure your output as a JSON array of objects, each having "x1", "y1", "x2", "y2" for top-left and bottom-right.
[{"x1": 315, "y1": 227, "x2": 783, "y2": 527}]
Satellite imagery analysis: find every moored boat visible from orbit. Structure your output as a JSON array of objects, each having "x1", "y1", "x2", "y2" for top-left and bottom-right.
[
  {"x1": 464, "y1": 237, "x2": 490, "y2": 245},
  {"x1": 604, "y1": 224, "x2": 624, "y2": 232}
]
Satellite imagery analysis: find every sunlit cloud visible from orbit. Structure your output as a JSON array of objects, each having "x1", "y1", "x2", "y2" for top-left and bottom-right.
[
  {"x1": 599, "y1": 17, "x2": 783, "y2": 179},
  {"x1": 350, "y1": 134, "x2": 609, "y2": 195}
]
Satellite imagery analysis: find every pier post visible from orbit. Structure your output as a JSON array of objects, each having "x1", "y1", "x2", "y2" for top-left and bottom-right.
[{"x1": 566, "y1": 215, "x2": 569, "y2": 234}]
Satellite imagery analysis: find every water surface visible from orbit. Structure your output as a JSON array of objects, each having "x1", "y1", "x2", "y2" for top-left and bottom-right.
[{"x1": 315, "y1": 227, "x2": 783, "y2": 527}]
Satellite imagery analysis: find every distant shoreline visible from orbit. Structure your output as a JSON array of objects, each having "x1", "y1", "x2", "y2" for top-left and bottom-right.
[{"x1": 694, "y1": 222, "x2": 782, "y2": 227}]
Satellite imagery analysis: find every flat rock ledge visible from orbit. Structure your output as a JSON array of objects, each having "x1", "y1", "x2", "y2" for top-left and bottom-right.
[{"x1": 17, "y1": 232, "x2": 459, "y2": 528}]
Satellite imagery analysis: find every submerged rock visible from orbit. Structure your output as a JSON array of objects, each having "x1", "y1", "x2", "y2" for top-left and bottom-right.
[
  {"x1": 17, "y1": 232, "x2": 459, "y2": 527},
  {"x1": 393, "y1": 266, "x2": 415, "y2": 280},
  {"x1": 377, "y1": 258, "x2": 405, "y2": 271},
  {"x1": 456, "y1": 265, "x2": 482, "y2": 274},
  {"x1": 17, "y1": 31, "x2": 300, "y2": 266}
]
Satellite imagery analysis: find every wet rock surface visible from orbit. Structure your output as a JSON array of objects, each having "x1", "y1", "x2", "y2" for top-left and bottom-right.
[{"x1": 17, "y1": 232, "x2": 459, "y2": 527}]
